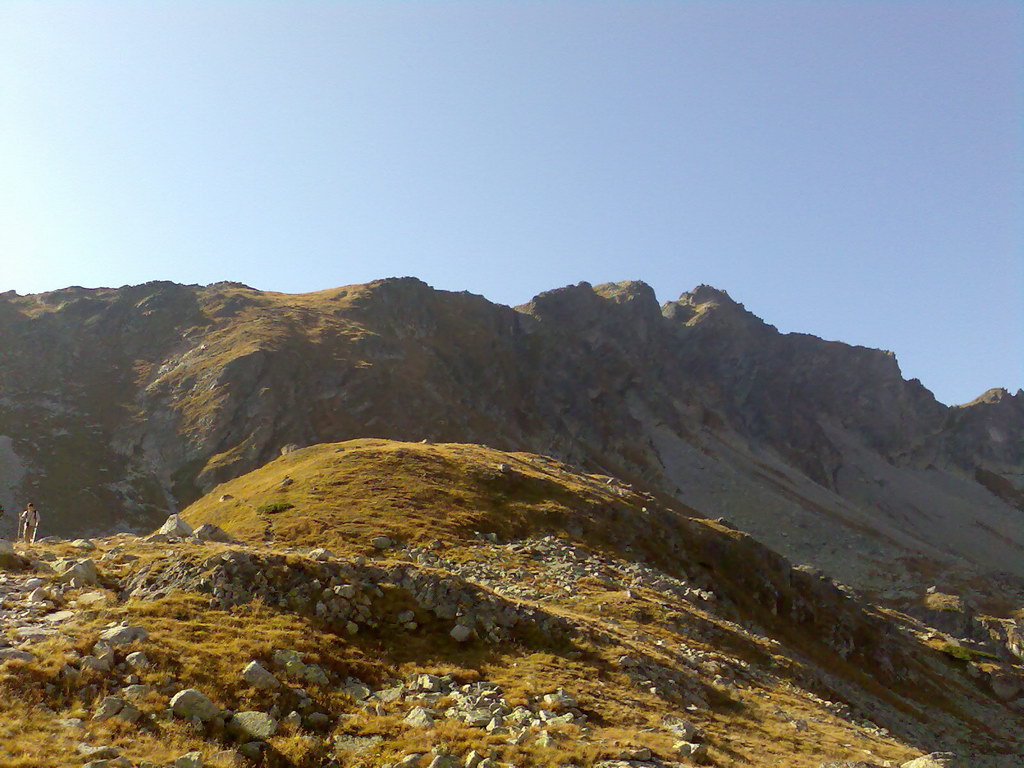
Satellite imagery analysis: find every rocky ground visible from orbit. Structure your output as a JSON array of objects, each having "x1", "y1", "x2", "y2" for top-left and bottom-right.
[
  {"x1": 0, "y1": 510, "x2": 1021, "y2": 768},
  {"x1": 0, "y1": 440, "x2": 1020, "y2": 767}
]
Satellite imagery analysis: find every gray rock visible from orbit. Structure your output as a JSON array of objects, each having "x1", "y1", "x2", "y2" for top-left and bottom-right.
[
  {"x1": 990, "y1": 672, "x2": 1021, "y2": 701},
  {"x1": 664, "y1": 716, "x2": 702, "y2": 741},
  {"x1": 79, "y1": 655, "x2": 112, "y2": 673},
  {"x1": 412, "y1": 674, "x2": 442, "y2": 692},
  {"x1": 238, "y1": 742, "x2": 265, "y2": 760},
  {"x1": 77, "y1": 744, "x2": 123, "y2": 759},
  {"x1": 115, "y1": 703, "x2": 142, "y2": 723},
  {"x1": 170, "y1": 688, "x2": 220, "y2": 721},
  {"x1": 126, "y1": 651, "x2": 150, "y2": 669},
  {"x1": 540, "y1": 689, "x2": 576, "y2": 711},
  {"x1": 122, "y1": 684, "x2": 156, "y2": 700},
  {"x1": 193, "y1": 523, "x2": 234, "y2": 543},
  {"x1": 344, "y1": 682, "x2": 371, "y2": 701},
  {"x1": 372, "y1": 535, "x2": 394, "y2": 549},
  {"x1": 93, "y1": 696, "x2": 124, "y2": 720},
  {"x1": 56, "y1": 559, "x2": 98, "y2": 586},
  {"x1": 0, "y1": 648, "x2": 35, "y2": 663},
  {"x1": 230, "y1": 711, "x2": 278, "y2": 740},
  {"x1": 156, "y1": 514, "x2": 193, "y2": 537},
  {"x1": 674, "y1": 741, "x2": 707, "y2": 760},
  {"x1": 174, "y1": 752, "x2": 205, "y2": 768},
  {"x1": 99, "y1": 624, "x2": 148, "y2": 646},
  {"x1": 449, "y1": 624, "x2": 473, "y2": 642},
  {"x1": 404, "y1": 706, "x2": 435, "y2": 728},
  {"x1": 28, "y1": 587, "x2": 50, "y2": 602},
  {"x1": 241, "y1": 660, "x2": 280, "y2": 690},
  {"x1": 901, "y1": 755, "x2": 960, "y2": 768},
  {"x1": 305, "y1": 711, "x2": 330, "y2": 730}
]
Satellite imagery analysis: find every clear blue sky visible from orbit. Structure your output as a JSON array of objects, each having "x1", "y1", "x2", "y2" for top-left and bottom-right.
[{"x1": 1, "y1": 2, "x2": 1020, "y2": 405}]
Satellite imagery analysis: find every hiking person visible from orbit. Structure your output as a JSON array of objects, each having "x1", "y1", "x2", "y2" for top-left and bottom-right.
[{"x1": 19, "y1": 503, "x2": 39, "y2": 544}]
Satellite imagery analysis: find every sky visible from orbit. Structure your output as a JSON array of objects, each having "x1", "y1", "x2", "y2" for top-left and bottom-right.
[{"x1": 0, "y1": 2, "x2": 1020, "y2": 406}]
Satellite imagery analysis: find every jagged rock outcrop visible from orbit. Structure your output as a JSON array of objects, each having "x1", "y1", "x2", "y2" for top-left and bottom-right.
[{"x1": 0, "y1": 278, "x2": 1020, "y2": 598}]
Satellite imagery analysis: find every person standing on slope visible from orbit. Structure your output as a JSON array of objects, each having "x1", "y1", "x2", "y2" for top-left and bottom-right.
[{"x1": 18, "y1": 502, "x2": 39, "y2": 543}]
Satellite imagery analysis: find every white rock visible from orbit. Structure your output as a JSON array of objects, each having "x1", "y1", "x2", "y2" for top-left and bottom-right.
[
  {"x1": 126, "y1": 651, "x2": 150, "y2": 669},
  {"x1": 674, "y1": 741, "x2": 707, "y2": 759},
  {"x1": 404, "y1": 706, "x2": 435, "y2": 728},
  {"x1": 99, "y1": 624, "x2": 148, "y2": 646},
  {"x1": 242, "y1": 660, "x2": 281, "y2": 690},
  {"x1": 56, "y1": 559, "x2": 98, "y2": 586},
  {"x1": 170, "y1": 688, "x2": 220, "y2": 721},
  {"x1": 902, "y1": 754, "x2": 961, "y2": 768},
  {"x1": 541, "y1": 689, "x2": 577, "y2": 711},
  {"x1": 156, "y1": 514, "x2": 193, "y2": 537}
]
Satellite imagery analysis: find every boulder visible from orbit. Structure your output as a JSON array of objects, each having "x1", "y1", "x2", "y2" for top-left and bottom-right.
[
  {"x1": 156, "y1": 514, "x2": 193, "y2": 537},
  {"x1": 0, "y1": 648, "x2": 35, "y2": 663},
  {"x1": 229, "y1": 711, "x2": 278, "y2": 740},
  {"x1": 0, "y1": 539, "x2": 24, "y2": 569},
  {"x1": 541, "y1": 689, "x2": 577, "y2": 711},
  {"x1": 192, "y1": 523, "x2": 234, "y2": 543},
  {"x1": 126, "y1": 651, "x2": 150, "y2": 669},
  {"x1": 902, "y1": 755, "x2": 960, "y2": 768},
  {"x1": 372, "y1": 535, "x2": 394, "y2": 550},
  {"x1": 121, "y1": 684, "x2": 156, "y2": 700},
  {"x1": 404, "y1": 706, "x2": 435, "y2": 728},
  {"x1": 93, "y1": 696, "x2": 124, "y2": 720},
  {"x1": 99, "y1": 624, "x2": 148, "y2": 646},
  {"x1": 989, "y1": 672, "x2": 1021, "y2": 701},
  {"x1": 241, "y1": 660, "x2": 280, "y2": 690},
  {"x1": 174, "y1": 753, "x2": 205, "y2": 768},
  {"x1": 77, "y1": 745, "x2": 122, "y2": 760},
  {"x1": 450, "y1": 624, "x2": 473, "y2": 642},
  {"x1": 170, "y1": 688, "x2": 220, "y2": 721},
  {"x1": 56, "y1": 558, "x2": 98, "y2": 586},
  {"x1": 674, "y1": 741, "x2": 707, "y2": 760}
]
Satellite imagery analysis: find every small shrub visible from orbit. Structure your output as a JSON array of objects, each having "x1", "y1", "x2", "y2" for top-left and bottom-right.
[
  {"x1": 939, "y1": 643, "x2": 998, "y2": 662},
  {"x1": 256, "y1": 502, "x2": 294, "y2": 515}
]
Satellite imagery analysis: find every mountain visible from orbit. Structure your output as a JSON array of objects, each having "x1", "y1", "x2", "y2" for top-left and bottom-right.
[
  {"x1": 0, "y1": 279, "x2": 1022, "y2": 766},
  {"x1": 0, "y1": 278, "x2": 1020, "y2": 605}
]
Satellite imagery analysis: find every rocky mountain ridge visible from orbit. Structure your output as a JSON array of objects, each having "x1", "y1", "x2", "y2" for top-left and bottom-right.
[{"x1": 0, "y1": 278, "x2": 1020, "y2": 603}]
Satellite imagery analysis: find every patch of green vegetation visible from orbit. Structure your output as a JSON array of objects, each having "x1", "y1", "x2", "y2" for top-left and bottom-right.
[
  {"x1": 255, "y1": 501, "x2": 294, "y2": 515},
  {"x1": 939, "y1": 642, "x2": 998, "y2": 662}
]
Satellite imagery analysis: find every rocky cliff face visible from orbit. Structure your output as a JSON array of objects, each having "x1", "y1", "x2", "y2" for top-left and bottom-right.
[{"x1": 0, "y1": 279, "x2": 1020, "y2": 599}]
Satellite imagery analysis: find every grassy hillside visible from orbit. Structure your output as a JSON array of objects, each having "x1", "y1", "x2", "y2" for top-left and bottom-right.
[
  {"x1": 1, "y1": 441, "x2": 1021, "y2": 767},
  {"x1": 183, "y1": 439, "x2": 677, "y2": 556}
]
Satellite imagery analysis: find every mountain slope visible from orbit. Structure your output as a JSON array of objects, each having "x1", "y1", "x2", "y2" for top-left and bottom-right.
[
  {"x1": 0, "y1": 279, "x2": 1020, "y2": 604},
  {"x1": 3, "y1": 440, "x2": 1021, "y2": 766}
]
